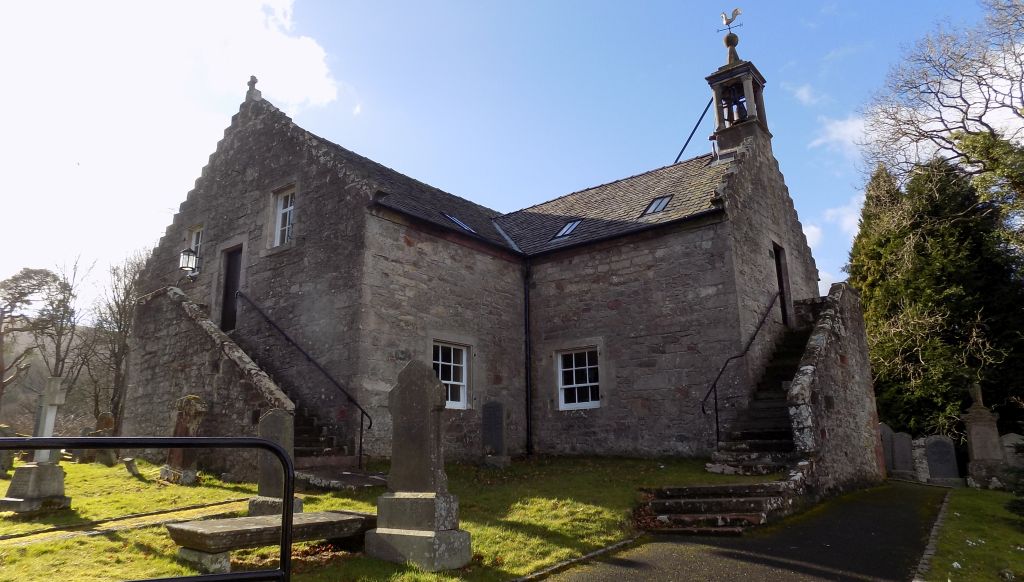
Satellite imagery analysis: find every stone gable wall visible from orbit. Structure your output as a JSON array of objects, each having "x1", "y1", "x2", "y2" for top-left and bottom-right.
[
  {"x1": 717, "y1": 131, "x2": 821, "y2": 426},
  {"x1": 130, "y1": 97, "x2": 375, "y2": 452},
  {"x1": 123, "y1": 287, "x2": 293, "y2": 480},
  {"x1": 788, "y1": 283, "x2": 885, "y2": 495},
  {"x1": 355, "y1": 209, "x2": 527, "y2": 459},
  {"x1": 528, "y1": 217, "x2": 741, "y2": 456}
]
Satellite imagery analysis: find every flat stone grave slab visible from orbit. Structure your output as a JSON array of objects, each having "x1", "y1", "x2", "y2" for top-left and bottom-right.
[{"x1": 166, "y1": 510, "x2": 375, "y2": 553}]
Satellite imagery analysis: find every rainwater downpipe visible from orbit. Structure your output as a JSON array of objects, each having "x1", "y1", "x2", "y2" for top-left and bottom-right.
[{"x1": 523, "y1": 260, "x2": 534, "y2": 455}]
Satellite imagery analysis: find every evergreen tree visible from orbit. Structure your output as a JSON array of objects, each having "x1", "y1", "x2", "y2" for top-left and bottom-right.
[{"x1": 847, "y1": 161, "x2": 1024, "y2": 436}]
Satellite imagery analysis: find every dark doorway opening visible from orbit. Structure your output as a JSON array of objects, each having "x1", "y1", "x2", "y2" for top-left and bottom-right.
[
  {"x1": 221, "y1": 247, "x2": 242, "y2": 332},
  {"x1": 773, "y1": 242, "x2": 791, "y2": 327}
]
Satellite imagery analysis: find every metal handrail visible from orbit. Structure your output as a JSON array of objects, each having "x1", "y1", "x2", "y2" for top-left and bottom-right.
[
  {"x1": 234, "y1": 291, "x2": 372, "y2": 468},
  {"x1": 700, "y1": 291, "x2": 781, "y2": 444},
  {"x1": 0, "y1": 436, "x2": 294, "y2": 582}
]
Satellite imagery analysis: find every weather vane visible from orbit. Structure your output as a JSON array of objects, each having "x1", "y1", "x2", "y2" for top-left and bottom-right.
[{"x1": 717, "y1": 8, "x2": 742, "y2": 33}]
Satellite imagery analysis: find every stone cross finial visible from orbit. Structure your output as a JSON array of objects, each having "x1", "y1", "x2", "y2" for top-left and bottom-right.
[
  {"x1": 248, "y1": 76, "x2": 258, "y2": 91},
  {"x1": 969, "y1": 382, "x2": 984, "y2": 408},
  {"x1": 246, "y1": 75, "x2": 262, "y2": 101},
  {"x1": 387, "y1": 360, "x2": 447, "y2": 493}
]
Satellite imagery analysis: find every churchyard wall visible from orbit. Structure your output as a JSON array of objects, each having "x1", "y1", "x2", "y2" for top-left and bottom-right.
[{"x1": 528, "y1": 216, "x2": 740, "y2": 456}]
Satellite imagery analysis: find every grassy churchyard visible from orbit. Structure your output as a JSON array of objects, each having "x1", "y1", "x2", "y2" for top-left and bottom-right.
[
  {"x1": 0, "y1": 459, "x2": 1020, "y2": 581},
  {"x1": 0, "y1": 457, "x2": 769, "y2": 581}
]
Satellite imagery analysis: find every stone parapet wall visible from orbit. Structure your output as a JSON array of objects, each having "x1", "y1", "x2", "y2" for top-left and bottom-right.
[
  {"x1": 787, "y1": 282, "x2": 885, "y2": 495},
  {"x1": 123, "y1": 287, "x2": 293, "y2": 480}
]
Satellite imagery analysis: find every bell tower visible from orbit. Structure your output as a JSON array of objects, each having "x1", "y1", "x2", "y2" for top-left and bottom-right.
[{"x1": 705, "y1": 24, "x2": 770, "y2": 151}]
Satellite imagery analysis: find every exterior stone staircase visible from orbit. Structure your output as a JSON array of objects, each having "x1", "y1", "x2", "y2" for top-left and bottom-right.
[
  {"x1": 706, "y1": 327, "x2": 811, "y2": 476},
  {"x1": 636, "y1": 480, "x2": 800, "y2": 535},
  {"x1": 292, "y1": 406, "x2": 352, "y2": 470},
  {"x1": 638, "y1": 327, "x2": 814, "y2": 535}
]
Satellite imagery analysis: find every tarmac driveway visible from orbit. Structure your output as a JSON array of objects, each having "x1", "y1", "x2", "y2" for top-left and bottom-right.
[{"x1": 548, "y1": 481, "x2": 948, "y2": 582}]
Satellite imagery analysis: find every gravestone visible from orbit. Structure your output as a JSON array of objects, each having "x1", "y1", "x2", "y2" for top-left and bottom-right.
[
  {"x1": 92, "y1": 413, "x2": 118, "y2": 467},
  {"x1": 0, "y1": 425, "x2": 15, "y2": 479},
  {"x1": 0, "y1": 377, "x2": 72, "y2": 513},
  {"x1": 160, "y1": 395, "x2": 208, "y2": 485},
  {"x1": 925, "y1": 435, "x2": 963, "y2": 487},
  {"x1": 365, "y1": 360, "x2": 471, "y2": 572},
  {"x1": 962, "y1": 383, "x2": 1006, "y2": 488},
  {"x1": 1002, "y1": 434, "x2": 1023, "y2": 469},
  {"x1": 248, "y1": 408, "x2": 303, "y2": 516},
  {"x1": 891, "y1": 432, "x2": 915, "y2": 480},
  {"x1": 878, "y1": 423, "x2": 894, "y2": 477},
  {"x1": 481, "y1": 401, "x2": 509, "y2": 469}
]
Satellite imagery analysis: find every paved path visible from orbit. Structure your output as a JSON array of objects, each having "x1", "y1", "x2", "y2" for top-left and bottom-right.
[{"x1": 549, "y1": 482, "x2": 948, "y2": 582}]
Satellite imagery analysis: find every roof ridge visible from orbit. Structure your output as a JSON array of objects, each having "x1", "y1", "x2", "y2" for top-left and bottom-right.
[{"x1": 503, "y1": 153, "x2": 715, "y2": 217}]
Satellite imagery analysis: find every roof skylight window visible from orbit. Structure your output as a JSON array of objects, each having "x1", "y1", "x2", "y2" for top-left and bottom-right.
[
  {"x1": 442, "y1": 212, "x2": 476, "y2": 233},
  {"x1": 643, "y1": 195, "x2": 672, "y2": 215},
  {"x1": 555, "y1": 220, "x2": 582, "y2": 238}
]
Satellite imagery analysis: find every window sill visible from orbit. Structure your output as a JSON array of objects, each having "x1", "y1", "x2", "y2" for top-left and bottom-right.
[
  {"x1": 558, "y1": 402, "x2": 600, "y2": 411},
  {"x1": 260, "y1": 240, "x2": 296, "y2": 258}
]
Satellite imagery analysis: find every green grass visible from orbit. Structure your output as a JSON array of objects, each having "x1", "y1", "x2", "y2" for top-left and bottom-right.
[
  {"x1": 0, "y1": 456, "x2": 773, "y2": 581},
  {"x1": 0, "y1": 459, "x2": 255, "y2": 537},
  {"x1": 926, "y1": 487, "x2": 1024, "y2": 581}
]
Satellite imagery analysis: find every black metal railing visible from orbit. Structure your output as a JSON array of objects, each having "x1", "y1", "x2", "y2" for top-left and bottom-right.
[
  {"x1": 0, "y1": 436, "x2": 294, "y2": 582},
  {"x1": 700, "y1": 291, "x2": 781, "y2": 444},
  {"x1": 235, "y1": 291, "x2": 373, "y2": 468}
]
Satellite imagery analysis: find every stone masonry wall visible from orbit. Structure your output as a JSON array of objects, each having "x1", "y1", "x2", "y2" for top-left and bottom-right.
[
  {"x1": 788, "y1": 283, "x2": 885, "y2": 495},
  {"x1": 717, "y1": 130, "x2": 821, "y2": 428},
  {"x1": 131, "y1": 94, "x2": 374, "y2": 451},
  {"x1": 355, "y1": 210, "x2": 526, "y2": 460},
  {"x1": 123, "y1": 287, "x2": 293, "y2": 480},
  {"x1": 528, "y1": 216, "x2": 742, "y2": 456}
]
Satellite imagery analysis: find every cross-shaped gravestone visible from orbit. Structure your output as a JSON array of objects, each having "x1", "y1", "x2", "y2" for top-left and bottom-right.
[
  {"x1": 365, "y1": 360, "x2": 471, "y2": 571},
  {"x1": 34, "y1": 376, "x2": 67, "y2": 463}
]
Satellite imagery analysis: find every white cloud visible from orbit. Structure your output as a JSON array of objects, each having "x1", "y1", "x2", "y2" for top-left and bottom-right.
[
  {"x1": 809, "y1": 115, "x2": 865, "y2": 159},
  {"x1": 803, "y1": 224, "x2": 823, "y2": 249},
  {"x1": 353, "y1": 103, "x2": 363, "y2": 116},
  {"x1": 818, "y1": 270, "x2": 839, "y2": 296},
  {"x1": 823, "y1": 195, "x2": 865, "y2": 238},
  {"x1": 782, "y1": 82, "x2": 822, "y2": 106},
  {"x1": 0, "y1": 0, "x2": 338, "y2": 305}
]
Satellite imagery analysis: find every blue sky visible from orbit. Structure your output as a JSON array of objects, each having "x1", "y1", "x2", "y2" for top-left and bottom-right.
[{"x1": 0, "y1": 1, "x2": 986, "y2": 300}]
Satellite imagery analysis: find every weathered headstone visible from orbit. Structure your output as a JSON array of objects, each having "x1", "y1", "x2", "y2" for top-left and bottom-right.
[
  {"x1": 248, "y1": 408, "x2": 303, "y2": 516},
  {"x1": 962, "y1": 383, "x2": 1006, "y2": 488},
  {"x1": 925, "y1": 435, "x2": 963, "y2": 487},
  {"x1": 0, "y1": 425, "x2": 15, "y2": 479},
  {"x1": 365, "y1": 360, "x2": 472, "y2": 572},
  {"x1": 482, "y1": 401, "x2": 510, "y2": 469},
  {"x1": 0, "y1": 377, "x2": 72, "y2": 513},
  {"x1": 34, "y1": 377, "x2": 68, "y2": 463},
  {"x1": 891, "y1": 432, "x2": 915, "y2": 480},
  {"x1": 160, "y1": 395, "x2": 208, "y2": 485},
  {"x1": 1002, "y1": 433, "x2": 1023, "y2": 469},
  {"x1": 91, "y1": 412, "x2": 118, "y2": 467},
  {"x1": 878, "y1": 423, "x2": 894, "y2": 477},
  {"x1": 912, "y1": 438, "x2": 931, "y2": 483}
]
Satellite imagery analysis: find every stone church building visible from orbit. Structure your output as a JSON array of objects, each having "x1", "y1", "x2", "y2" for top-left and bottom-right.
[{"x1": 125, "y1": 45, "x2": 882, "y2": 491}]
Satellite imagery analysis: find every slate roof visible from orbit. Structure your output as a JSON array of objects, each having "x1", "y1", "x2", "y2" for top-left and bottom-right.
[
  {"x1": 261, "y1": 98, "x2": 730, "y2": 256},
  {"x1": 494, "y1": 154, "x2": 729, "y2": 255}
]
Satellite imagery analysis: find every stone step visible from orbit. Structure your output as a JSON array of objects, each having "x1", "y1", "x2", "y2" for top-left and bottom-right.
[
  {"x1": 647, "y1": 512, "x2": 768, "y2": 529},
  {"x1": 711, "y1": 449, "x2": 800, "y2": 464},
  {"x1": 727, "y1": 428, "x2": 793, "y2": 441},
  {"x1": 640, "y1": 481, "x2": 791, "y2": 499},
  {"x1": 294, "y1": 446, "x2": 343, "y2": 457},
  {"x1": 705, "y1": 460, "x2": 788, "y2": 476},
  {"x1": 649, "y1": 496, "x2": 783, "y2": 514},
  {"x1": 718, "y1": 439, "x2": 795, "y2": 453},
  {"x1": 734, "y1": 417, "x2": 792, "y2": 431},
  {"x1": 643, "y1": 526, "x2": 745, "y2": 536}
]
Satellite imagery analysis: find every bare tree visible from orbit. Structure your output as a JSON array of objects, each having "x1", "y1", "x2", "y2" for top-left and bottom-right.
[
  {"x1": 863, "y1": 0, "x2": 1024, "y2": 245},
  {"x1": 92, "y1": 251, "x2": 148, "y2": 433},
  {"x1": 31, "y1": 260, "x2": 92, "y2": 395},
  {"x1": 0, "y1": 268, "x2": 55, "y2": 415}
]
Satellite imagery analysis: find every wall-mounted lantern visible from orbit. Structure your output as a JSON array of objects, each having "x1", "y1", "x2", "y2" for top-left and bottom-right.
[{"x1": 179, "y1": 248, "x2": 199, "y2": 278}]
